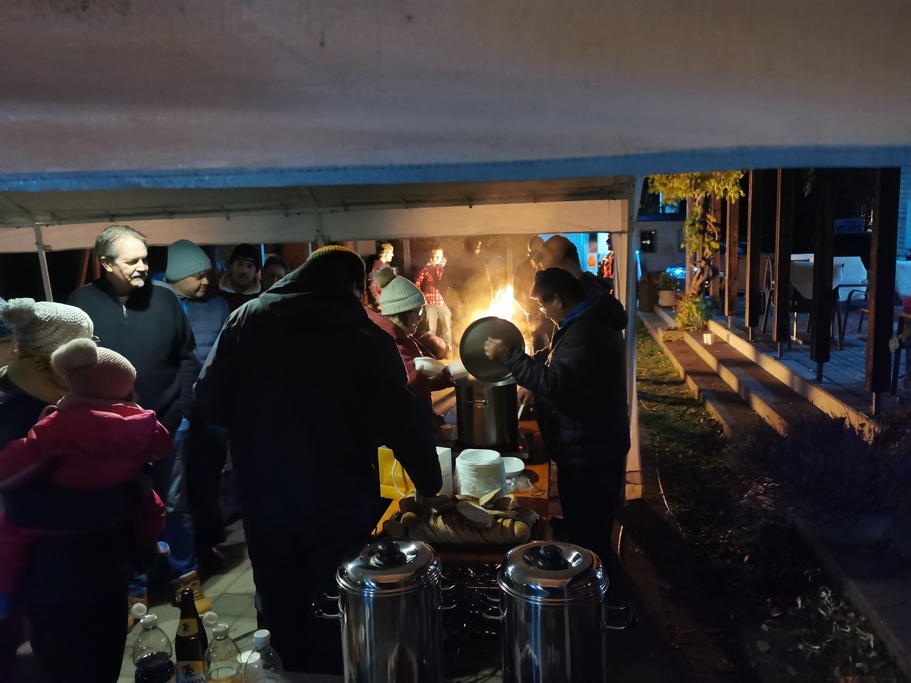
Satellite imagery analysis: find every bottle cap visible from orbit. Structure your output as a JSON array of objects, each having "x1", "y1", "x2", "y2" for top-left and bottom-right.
[
  {"x1": 130, "y1": 602, "x2": 148, "y2": 619},
  {"x1": 252, "y1": 629, "x2": 271, "y2": 649},
  {"x1": 238, "y1": 650, "x2": 261, "y2": 665},
  {"x1": 212, "y1": 623, "x2": 229, "y2": 638},
  {"x1": 202, "y1": 611, "x2": 218, "y2": 627},
  {"x1": 139, "y1": 614, "x2": 158, "y2": 630}
]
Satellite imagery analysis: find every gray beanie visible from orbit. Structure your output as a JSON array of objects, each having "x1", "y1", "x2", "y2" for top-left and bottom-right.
[
  {"x1": 0, "y1": 298, "x2": 94, "y2": 356},
  {"x1": 0, "y1": 298, "x2": 12, "y2": 338},
  {"x1": 379, "y1": 275, "x2": 426, "y2": 315},
  {"x1": 51, "y1": 338, "x2": 136, "y2": 401},
  {"x1": 166, "y1": 240, "x2": 211, "y2": 282}
]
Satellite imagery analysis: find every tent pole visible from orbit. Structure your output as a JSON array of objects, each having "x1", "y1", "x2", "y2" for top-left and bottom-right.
[
  {"x1": 624, "y1": 177, "x2": 644, "y2": 501},
  {"x1": 33, "y1": 225, "x2": 54, "y2": 302}
]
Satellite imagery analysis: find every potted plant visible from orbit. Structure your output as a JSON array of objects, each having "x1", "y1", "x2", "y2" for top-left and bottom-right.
[{"x1": 656, "y1": 272, "x2": 677, "y2": 307}]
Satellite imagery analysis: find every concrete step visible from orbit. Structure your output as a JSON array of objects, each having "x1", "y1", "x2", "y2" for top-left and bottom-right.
[{"x1": 644, "y1": 308, "x2": 823, "y2": 435}]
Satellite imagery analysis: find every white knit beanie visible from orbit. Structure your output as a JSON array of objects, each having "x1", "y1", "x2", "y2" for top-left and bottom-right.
[
  {"x1": 378, "y1": 275, "x2": 426, "y2": 315},
  {"x1": 0, "y1": 298, "x2": 94, "y2": 356},
  {"x1": 51, "y1": 338, "x2": 136, "y2": 401},
  {"x1": 166, "y1": 240, "x2": 211, "y2": 282}
]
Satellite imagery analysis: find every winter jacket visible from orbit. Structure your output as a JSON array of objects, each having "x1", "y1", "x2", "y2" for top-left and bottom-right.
[
  {"x1": 216, "y1": 273, "x2": 261, "y2": 312},
  {"x1": 67, "y1": 278, "x2": 200, "y2": 434},
  {"x1": 196, "y1": 266, "x2": 443, "y2": 528},
  {"x1": 155, "y1": 281, "x2": 230, "y2": 364},
  {"x1": 0, "y1": 397, "x2": 171, "y2": 492},
  {"x1": 365, "y1": 307, "x2": 453, "y2": 405},
  {"x1": 499, "y1": 294, "x2": 630, "y2": 465}
]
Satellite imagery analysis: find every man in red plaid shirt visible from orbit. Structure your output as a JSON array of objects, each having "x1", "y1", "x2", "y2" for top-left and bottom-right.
[{"x1": 415, "y1": 246, "x2": 452, "y2": 349}]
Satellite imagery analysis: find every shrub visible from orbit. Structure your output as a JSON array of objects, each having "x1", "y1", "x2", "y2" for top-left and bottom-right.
[
  {"x1": 657, "y1": 272, "x2": 676, "y2": 290},
  {"x1": 727, "y1": 411, "x2": 911, "y2": 524}
]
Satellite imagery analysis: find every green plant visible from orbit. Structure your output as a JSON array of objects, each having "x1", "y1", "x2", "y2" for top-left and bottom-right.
[
  {"x1": 727, "y1": 411, "x2": 911, "y2": 524},
  {"x1": 675, "y1": 294, "x2": 712, "y2": 331},
  {"x1": 648, "y1": 172, "x2": 745, "y2": 298},
  {"x1": 656, "y1": 272, "x2": 676, "y2": 290}
]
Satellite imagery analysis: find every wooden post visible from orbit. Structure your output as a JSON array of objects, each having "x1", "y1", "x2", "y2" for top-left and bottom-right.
[
  {"x1": 710, "y1": 195, "x2": 723, "y2": 303},
  {"x1": 810, "y1": 168, "x2": 836, "y2": 365},
  {"x1": 773, "y1": 169, "x2": 795, "y2": 346},
  {"x1": 745, "y1": 171, "x2": 764, "y2": 330},
  {"x1": 866, "y1": 168, "x2": 901, "y2": 402},
  {"x1": 725, "y1": 182, "x2": 746, "y2": 319}
]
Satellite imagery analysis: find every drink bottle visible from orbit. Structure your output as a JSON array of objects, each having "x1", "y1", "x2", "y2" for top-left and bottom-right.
[
  {"x1": 205, "y1": 622, "x2": 242, "y2": 682},
  {"x1": 174, "y1": 587, "x2": 208, "y2": 683},
  {"x1": 132, "y1": 610, "x2": 176, "y2": 683},
  {"x1": 241, "y1": 629, "x2": 283, "y2": 682}
]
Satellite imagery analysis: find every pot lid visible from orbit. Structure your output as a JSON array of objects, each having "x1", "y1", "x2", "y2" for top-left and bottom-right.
[
  {"x1": 459, "y1": 316, "x2": 525, "y2": 382},
  {"x1": 498, "y1": 541, "x2": 607, "y2": 604},
  {"x1": 337, "y1": 538, "x2": 440, "y2": 595}
]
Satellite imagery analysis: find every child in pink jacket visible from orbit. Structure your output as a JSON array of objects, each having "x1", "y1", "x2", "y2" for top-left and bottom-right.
[{"x1": 0, "y1": 338, "x2": 171, "y2": 613}]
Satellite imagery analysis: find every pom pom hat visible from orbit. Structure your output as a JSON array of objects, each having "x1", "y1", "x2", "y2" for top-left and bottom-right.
[
  {"x1": 378, "y1": 275, "x2": 426, "y2": 315},
  {"x1": 51, "y1": 338, "x2": 136, "y2": 401},
  {"x1": 165, "y1": 240, "x2": 211, "y2": 282},
  {"x1": 0, "y1": 298, "x2": 94, "y2": 356}
]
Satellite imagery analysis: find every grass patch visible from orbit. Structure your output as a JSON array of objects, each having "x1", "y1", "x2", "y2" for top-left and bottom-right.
[{"x1": 635, "y1": 319, "x2": 906, "y2": 682}]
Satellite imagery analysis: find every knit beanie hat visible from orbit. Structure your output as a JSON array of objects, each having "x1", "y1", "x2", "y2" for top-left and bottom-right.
[
  {"x1": 51, "y1": 338, "x2": 136, "y2": 401},
  {"x1": 165, "y1": 240, "x2": 211, "y2": 282},
  {"x1": 229, "y1": 243, "x2": 261, "y2": 269},
  {"x1": 378, "y1": 275, "x2": 426, "y2": 315},
  {"x1": 0, "y1": 298, "x2": 94, "y2": 356},
  {"x1": 0, "y1": 298, "x2": 12, "y2": 338},
  {"x1": 298, "y1": 246, "x2": 366, "y2": 293}
]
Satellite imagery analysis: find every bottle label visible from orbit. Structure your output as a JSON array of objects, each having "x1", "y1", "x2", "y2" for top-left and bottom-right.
[
  {"x1": 174, "y1": 661, "x2": 205, "y2": 683},
  {"x1": 177, "y1": 618, "x2": 199, "y2": 636}
]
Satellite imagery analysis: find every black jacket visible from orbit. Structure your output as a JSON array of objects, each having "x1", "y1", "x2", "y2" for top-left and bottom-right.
[
  {"x1": 500, "y1": 293, "x2": 630, "y2": 465},
  {"x1": 67, "y1": 278, "x2": 199, "y2": 434},
  {"x1": 195, "y1": 267, "x2": 442, "y2": 527}
]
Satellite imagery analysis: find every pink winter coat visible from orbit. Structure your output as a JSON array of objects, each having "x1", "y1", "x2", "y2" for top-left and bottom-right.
[{"x1": 0, "y1": 397, "x2": 172, "y2": 492}]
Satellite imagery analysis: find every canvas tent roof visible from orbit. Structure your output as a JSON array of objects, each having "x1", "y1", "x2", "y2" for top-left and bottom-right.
[{"x1": 0, "y1": 0, "x2": 909, "y2": 251}]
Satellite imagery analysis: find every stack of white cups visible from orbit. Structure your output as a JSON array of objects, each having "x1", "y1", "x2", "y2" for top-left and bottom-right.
[{"x1": 455, "y1": 449, "x2": 506, "y2": 498}]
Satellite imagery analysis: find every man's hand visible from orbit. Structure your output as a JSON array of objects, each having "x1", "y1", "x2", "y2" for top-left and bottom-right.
[
  {"x1": 517, "y1": 387, "x2": 534, "y2": 407},
  {"x1": 484, "y1": 337, "x2": 508, "y2": 361}
]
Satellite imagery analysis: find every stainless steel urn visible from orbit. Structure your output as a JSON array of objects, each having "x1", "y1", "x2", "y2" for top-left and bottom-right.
[
  {"x1": 313, "y1": 538, "x2": 444, "y2": 683},
  {"x1": 455, "y1": 376, "x2": 519, "y2": 449},
  {"x1": 497, "y1": 541, "x2": 634, "y2": 683}
]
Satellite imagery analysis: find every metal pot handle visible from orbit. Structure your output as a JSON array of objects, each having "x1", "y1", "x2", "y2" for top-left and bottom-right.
[
  {"x1": 440, "y1": 580, "x2": 459, "y2": 612},
  {"x1": 311, "y1": 591, "x2": 341, "y2": 620},
  {"x1": 601, "y1": 604, "x2": 636, "y2": 631}
]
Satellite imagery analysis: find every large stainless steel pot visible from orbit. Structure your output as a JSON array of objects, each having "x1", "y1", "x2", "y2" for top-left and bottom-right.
[
  {"x1": 312, "y1": 538, "x2": 444, "y2": 683},
  {"x1": 455, "y1": 376, "x2": 519, "y2": 449},
  {"x1": 496, "y1": 541, "x2": 634, "y2": 683}
]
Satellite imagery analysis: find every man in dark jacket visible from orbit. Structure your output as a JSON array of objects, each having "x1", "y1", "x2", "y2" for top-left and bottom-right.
[
  {"x1": 67, "y1": 225, "x2": 209, "y2": 615},
  {"x1": 216, "y1": 243, "x2": 263, "y2": 312},
  {"x1": 196, "y1": 245, "x2": 442, "y2": 675},
  {"x1": 484, "y1": 267, "x2": 629, "y2": 565}
]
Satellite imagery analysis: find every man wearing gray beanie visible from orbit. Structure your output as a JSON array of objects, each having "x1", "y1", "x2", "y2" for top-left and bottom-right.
[{"x1": 158, "y1": 240, "x2": 231, "y2": 570}]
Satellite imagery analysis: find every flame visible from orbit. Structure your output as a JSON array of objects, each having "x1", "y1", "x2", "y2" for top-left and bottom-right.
[{"x1": 479, "y1": 285, "x2": 516, "y2": 320}]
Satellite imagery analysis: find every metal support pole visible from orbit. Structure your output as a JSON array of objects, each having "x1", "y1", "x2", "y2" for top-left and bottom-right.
[{"x1": 33, "y1": 225, "x2": 54, "y2": 302}]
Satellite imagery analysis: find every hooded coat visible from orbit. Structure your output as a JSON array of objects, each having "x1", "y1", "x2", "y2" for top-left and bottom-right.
[
  {"x1": 196, "y1": 265, "x2": 443, "y2": 525},
  {"x1": 499, "y1": 293, "x2": 630, "y2": 464}
]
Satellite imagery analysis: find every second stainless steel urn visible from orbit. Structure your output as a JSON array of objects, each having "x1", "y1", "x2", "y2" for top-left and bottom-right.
[
  {"x1": 313, "y1": 538, "x2": 444, "y2": 683},
  {"x1": 496, "y1": 541, "x2": 633, "y2": 683}
]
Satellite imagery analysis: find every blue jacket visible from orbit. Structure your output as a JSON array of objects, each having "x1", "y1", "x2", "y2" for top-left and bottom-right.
[
  {"x1": 155, "y1": 282, "x2": 229, "y2": 364},
  {"x1": 499, "y1": 293, "x2": 630, "y2": 466}
]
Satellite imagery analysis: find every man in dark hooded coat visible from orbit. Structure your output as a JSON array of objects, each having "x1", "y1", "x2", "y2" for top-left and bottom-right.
[
  {"x1": 484, "y1": 267, "x2": 629, "y2": 565},
  {"x1": 196, "y1": 246, "x2": 442, "y2": 675}
]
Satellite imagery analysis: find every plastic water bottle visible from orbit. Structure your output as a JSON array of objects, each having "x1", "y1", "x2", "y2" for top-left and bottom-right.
[
  {"x1": 133, "y1": 610, "x2": 176, "y2": 683},
  {"x1": 205, "y1": 622, "x2": 242, "y2": 682},
  {"x1": 241, "y1": 629, "x2": 283, "y2": 682}
]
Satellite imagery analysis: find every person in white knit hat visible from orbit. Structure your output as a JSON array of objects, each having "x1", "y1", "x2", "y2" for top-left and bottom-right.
[
  {"x1": 0, "y1": 298, "x2": 94, "y2": 420},
  {"x1": 0, "y1": 299, "x2": 17, "y2": 368},
  {"x1": 0, "y1": 337, "x2": 170, "y2": 619},
  {"x1": 365, "y1": 269, "x2": 453, "y2": 408}
]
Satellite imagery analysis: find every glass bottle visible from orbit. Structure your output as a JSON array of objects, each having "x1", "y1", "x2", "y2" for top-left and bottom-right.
[
  {"x1": 133, "y1": 611, "x2": 176, "y2": 683},
  {"x1": 174, "y1": 587, "x2": 208, "y2": 683},
  {"x1": 205, "y1": 622, "x2": 242, "y2": 683},
  {"x1": 241, "y1": 629, "x2": 283, "y2": 682}
]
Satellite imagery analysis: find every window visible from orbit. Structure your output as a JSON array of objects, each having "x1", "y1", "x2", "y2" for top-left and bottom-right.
[{"x1": 640, "y1": 230, "x2": 657, "y2": 253}]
